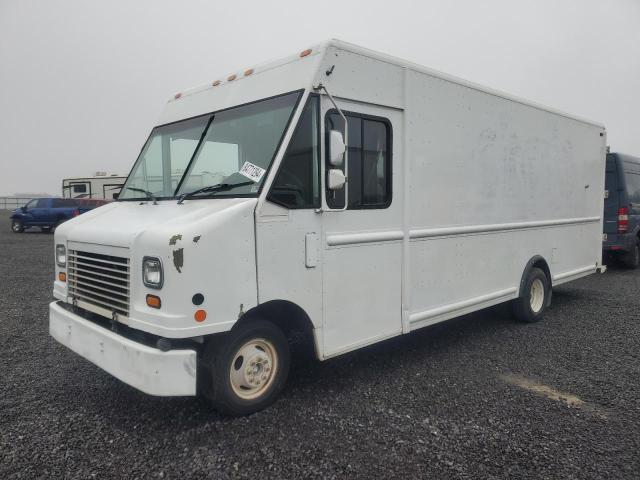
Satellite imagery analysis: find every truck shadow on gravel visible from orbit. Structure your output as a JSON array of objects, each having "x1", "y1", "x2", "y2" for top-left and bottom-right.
[{"x1": 65, "y1": 280, "x2": 610, "y2": 427}]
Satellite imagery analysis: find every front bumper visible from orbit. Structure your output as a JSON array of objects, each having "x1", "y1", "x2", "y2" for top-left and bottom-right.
[{"x1": 49, "y1": 302, "x2": 197, "y2": 396}]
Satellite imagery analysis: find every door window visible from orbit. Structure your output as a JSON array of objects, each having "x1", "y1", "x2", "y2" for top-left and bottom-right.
[
  {"x1": 325, "y1": 111, "x2": 391, "y2": 209},
  {"x1": 35, "y1": 198, "x2": 48, "y2": 208}
]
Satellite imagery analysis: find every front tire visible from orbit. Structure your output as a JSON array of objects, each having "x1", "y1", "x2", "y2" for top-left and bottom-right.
[
  {"x1": 512, "y1": 267, "x2": 550, "y2": 323},
  {"x1": 11, "y1": 219, "x2": 24, "y2": 233},
  {"x1": 199, "y1": 319, "x2": 290, "y2": 416}
]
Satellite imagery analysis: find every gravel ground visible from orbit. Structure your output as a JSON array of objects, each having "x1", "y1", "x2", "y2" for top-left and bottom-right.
[{"x1": 1, "y1": 215, "x2": 639, "y2": 479}]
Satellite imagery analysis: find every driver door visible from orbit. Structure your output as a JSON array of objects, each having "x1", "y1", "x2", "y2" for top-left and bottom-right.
[{"x1": 320, "y1": 100, "x2": 404, "y2": 358}]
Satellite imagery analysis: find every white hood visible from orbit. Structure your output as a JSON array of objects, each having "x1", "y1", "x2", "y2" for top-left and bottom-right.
[{"x1": 56, "y1": 198, "x2": 254, "y2": 248}]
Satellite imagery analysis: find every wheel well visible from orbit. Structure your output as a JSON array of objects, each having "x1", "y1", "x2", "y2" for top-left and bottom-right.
[
  {"x1": 519, "y1": 255, "x2": 552, "y2": 298},
  {"x1": 235, "y1": 300, "x2": 318, "y2": 356}
]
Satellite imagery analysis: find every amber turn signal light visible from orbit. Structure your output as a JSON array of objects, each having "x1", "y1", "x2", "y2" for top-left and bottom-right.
[
  {"x1": 58, "y1": 272, "x2": 66, "y2": 282},
  {"x1": 194, "y1": 309, "x2": 207, "y2": 322},
  {"x1": 146, "y1": 294, "x2": 161, "y2": 309}
]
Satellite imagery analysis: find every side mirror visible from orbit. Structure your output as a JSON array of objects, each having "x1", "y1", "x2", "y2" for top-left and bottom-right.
[
  {"x1": 21, "y1": 206, "x2": 27, "y2": 212},
  {"x1": 329, "y1": 130, "x2": 346, "y2": 167},
  {"x1": 327, "y1": 169, "x2": 346, "y2": 190}
]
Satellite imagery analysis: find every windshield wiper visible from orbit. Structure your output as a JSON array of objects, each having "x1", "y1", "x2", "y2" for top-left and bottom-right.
[
  {"x1": 177, "y1": 181, "x2": 254, "y2": 204},
  {"x1": 125, "y1": 187, "x2": 158, "y2": 205}
]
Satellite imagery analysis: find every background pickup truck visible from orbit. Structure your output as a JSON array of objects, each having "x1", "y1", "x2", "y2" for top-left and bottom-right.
[{"x1": 10, "y1": 198, "x2": 108, "y2": 233}]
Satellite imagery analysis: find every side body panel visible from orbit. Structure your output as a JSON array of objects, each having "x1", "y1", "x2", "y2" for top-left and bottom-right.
[
  {"x1": 603, "y1": 153, "x2": 640, "y2": 252},
  {"x1": 403, "y1": 67, "x2": 606, "y2": 330}
]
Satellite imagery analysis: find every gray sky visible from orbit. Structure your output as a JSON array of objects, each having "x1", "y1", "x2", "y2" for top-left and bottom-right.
[{"x1": 1, "y1": 0, "x2": 639, "y2": 196}]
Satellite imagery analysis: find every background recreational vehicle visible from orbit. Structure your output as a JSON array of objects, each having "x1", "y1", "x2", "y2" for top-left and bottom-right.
[
  {"x1": 62, "y1": 173, "x2": 126, "y2": 200},
  {"x1": 50, "y1": 40, "x2": 606, "y2": 415}
]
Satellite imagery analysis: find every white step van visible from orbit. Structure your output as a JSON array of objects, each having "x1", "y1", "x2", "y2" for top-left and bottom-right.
[{"x1": 50, "y1": 40, "x2": 606, "y2": 415}]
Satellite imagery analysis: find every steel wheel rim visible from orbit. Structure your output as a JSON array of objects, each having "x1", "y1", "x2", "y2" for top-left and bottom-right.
[
  {"x1": 530, "y1": 278, "x2": 545, "y2": 313},
  {"x1": 229, "y1": 338, "x2": 278, "y2": 400},
  {"x1": 12, "y1": 221, "x2": 21, "y2": 232}
]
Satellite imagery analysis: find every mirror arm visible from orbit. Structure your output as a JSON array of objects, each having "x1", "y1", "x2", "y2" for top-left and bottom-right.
[{"x1": 314, "y1": 83, "x2": 348, "y2": 211}]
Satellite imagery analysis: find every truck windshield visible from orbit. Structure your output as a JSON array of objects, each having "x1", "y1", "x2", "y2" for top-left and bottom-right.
[{"x1": 120, "y1": 91, "x2": 301, "y2": 200}]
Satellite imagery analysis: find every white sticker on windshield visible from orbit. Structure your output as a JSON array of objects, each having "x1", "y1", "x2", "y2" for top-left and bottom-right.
[{"x1": 239, "y1": 162, "x2": 266, "y2": 183}]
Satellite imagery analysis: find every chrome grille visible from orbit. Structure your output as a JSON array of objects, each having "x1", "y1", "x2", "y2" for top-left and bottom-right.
[{"x1": 67, "y1": 250, "x2": 130, "y2": 318}]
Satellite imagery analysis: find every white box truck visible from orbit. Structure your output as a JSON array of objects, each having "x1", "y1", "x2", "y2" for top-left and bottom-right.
[{"x1": 50, "y1": 40, "x2": 606, "y2": 415}]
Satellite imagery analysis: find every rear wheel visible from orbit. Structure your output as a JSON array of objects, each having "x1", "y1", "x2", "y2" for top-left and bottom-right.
[
  {"x1": 512, "y1": 267, "x2": 550, "y2": 323},
  {"x1": 199, "y1": 319, "x2": 290, "y2": 416},
  {"x1": 622, "y1": 239, "x2": 640, "y2": 269},
  {"x1": 11, "y1": 219, "x2": 24, "y2": 233}
]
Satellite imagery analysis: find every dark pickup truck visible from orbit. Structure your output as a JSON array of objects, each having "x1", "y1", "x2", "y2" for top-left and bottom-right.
[
  {"x1": 603, "y1": 152, "x2": 640, "y2": 268},
  {"x1": 10, "y1": 198, "x2": 107, "y2": 233}
]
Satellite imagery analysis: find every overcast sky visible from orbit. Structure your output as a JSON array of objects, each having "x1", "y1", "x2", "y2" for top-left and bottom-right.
[{"x1": 0, "y1": 0, "x2": 638, "y2": 196}]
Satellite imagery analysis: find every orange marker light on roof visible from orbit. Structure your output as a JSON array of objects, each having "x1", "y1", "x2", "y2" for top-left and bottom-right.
[
  {"x1": 212, "y1": 80, "x2": 221, "y2": 86},
  {"x1": 299, "y1": 48, "x2": 312, "y2": 57},
  {"x1": 227, "y1": 74, "x2": 237, "y2": 81},
  {"x1": 194, "y1": 309, "x2": 207, "y2": 322},
  {"x1": 244, "y1": 68, "x2": 254, "y2": 76}
]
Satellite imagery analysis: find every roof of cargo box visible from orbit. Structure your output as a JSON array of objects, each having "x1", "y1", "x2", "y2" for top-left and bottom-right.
[{"x1": 158, "y1": 39, "x2": 604, "y2": 129}]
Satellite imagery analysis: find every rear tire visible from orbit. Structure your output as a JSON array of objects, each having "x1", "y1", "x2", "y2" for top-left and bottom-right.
[
  {"x1": 11, "y1": 219, "x2": 24, "y2": 233},
  {"x1": 622, "y1": 239, "x2": 640, "y2": 269},
  {"x1": 512, "y1": 267, "x2": 550, "y2": 323},
  {"x1": 199, "y1": 319, "x2": 290, "y2": 416}
]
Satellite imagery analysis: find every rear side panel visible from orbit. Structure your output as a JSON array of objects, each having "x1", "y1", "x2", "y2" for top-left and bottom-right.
[{"x1": 604, "y1": 153, "x2": 640, "y2": 252}]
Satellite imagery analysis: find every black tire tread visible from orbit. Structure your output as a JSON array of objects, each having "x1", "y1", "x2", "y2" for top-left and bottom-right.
[
  {"x1": 622, "y1": 239, "x2": 640, "y2": 269},
  {"x1": 512, "y1": 267, "x2": 549, "y2": 323}
]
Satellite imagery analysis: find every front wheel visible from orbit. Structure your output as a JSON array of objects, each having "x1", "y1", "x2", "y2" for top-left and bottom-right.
[
  {"x1": 11, "y1": 219, "x2": 24, "y2": 233},
  {"x1": 512, "y1": 267, "x2": 550, "y2": 323},
  {"x1": 199, "y1": 319, "x2": 290, "y2": 416}
]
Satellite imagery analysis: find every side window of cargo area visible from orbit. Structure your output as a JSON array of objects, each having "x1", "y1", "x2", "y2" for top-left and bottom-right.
[
  {"x1": 325, "y1": 111, "x2": 391, "y2": 209},
  {"x1": 72, "y1": 184, "x2": 87, "y2": 193},
  {"x1": 268, "y1": 96, "x2": 320, "y2": 208},
  {"x1": 624, "y1": 166, "x2": 640, "y2": 204}
]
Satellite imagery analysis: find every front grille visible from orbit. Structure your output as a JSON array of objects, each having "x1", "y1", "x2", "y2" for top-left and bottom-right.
[{"x1": 67, "y1": 250, "x2": 130, "y2": 318}]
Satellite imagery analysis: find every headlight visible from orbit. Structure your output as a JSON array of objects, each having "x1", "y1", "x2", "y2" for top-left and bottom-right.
[
  {"x1": 143, "y1": 256, "x2": 163, "y2": 289},
  {"x1": 56, "y1": 244, "x2": 66, "y2": 267}
]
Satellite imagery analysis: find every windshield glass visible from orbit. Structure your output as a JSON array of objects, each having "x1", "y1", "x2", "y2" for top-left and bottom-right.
[{"x1": 120, "y1": 91, "x2": 301, "y2": 200}]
